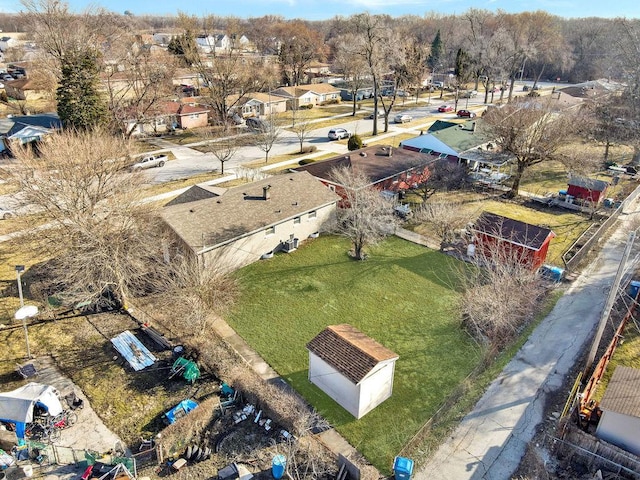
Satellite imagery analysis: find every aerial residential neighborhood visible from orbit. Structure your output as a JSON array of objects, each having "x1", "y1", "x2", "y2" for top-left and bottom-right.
[{"x1": 1, "y1": 2, "x2": 640, "y2": 480}]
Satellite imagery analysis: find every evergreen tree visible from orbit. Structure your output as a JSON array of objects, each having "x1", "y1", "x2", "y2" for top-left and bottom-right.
[
  {"x1": 427, "y1": 30, "x2": 444, "y2": 71},
  {"x1": 56, "y1": 50, "x2": 107, "y2": 130},
  {"x1": 167, "y1": 31, "x2": 197, "y2": 66},
  {"x1": 455, "y1": 48, "x2": 472, "y2": 84}
]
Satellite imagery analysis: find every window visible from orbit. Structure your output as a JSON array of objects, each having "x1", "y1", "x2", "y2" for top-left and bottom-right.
[
  {"x1": 265, "y1": 226, "x2": 275, "y2": 236},
  {"x1": 294, "y1": 217, "x2": 301, "y2": 225},
  {"x1": 308, "y1": 210, "x2": 317, "y2": 219}
]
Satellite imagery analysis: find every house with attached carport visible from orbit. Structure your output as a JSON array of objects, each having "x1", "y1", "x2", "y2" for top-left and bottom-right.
[
  {"x1": 595, "y1": 366, "x2": 640, "y2": 456},
  {"x1": 306, "y1": 324, "x2": 399, "y2": 419},
  {"x1": 401, "y1": 119, "x2": 515, "y2": 185},
  {"x1": 470, "y1": 211, "x2": 555, "y2": 270},
  {"x1": 161, "y1": 172, "x2": 340, "y2": 272},
  {"x1": 0, "y1": 113, "x2": 61, "y2": 156}
]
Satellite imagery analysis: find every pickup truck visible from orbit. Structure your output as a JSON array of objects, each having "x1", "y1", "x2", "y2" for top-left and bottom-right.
[{"x1": 130, "y1": 154, "x2": 167, "y2": 171}]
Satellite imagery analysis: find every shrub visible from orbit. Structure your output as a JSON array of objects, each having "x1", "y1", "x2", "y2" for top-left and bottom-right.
[
  {"x1": 320, "y1": 98, "x2": 340, "y2": 106},
  {"x1": 348, "y1": 134, "x2": 363, "y2": 151},
  {"x1": 299, "y1": 104, "x2": 313, "y2": 110},
  {"x1": 300, "y1": 145, "x2": 317, "y2": 154},
  {"x1": 298, "y1": 158, "x2": 315, "y2": 165}
]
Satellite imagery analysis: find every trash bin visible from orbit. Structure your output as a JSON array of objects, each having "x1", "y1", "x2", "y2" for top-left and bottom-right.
[
  {"x1": 393, "y1": 456, "x2": 414, "y2": 480},
  {"x1": 629, "y1": 280, "x2": 640, "y2": 299},
  {"x1": 272, "y1": 454, "x2": 286, "y2": 479}
]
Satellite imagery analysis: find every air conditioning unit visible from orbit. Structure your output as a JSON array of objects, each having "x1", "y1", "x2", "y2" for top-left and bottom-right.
[{"x1": 282, "y1": 238, "x2": 299, "y2": 253}]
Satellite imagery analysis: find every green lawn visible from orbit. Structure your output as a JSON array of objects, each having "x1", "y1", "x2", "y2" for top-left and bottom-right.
[{"x1": 227, "y1": 235, "x2": 480, "y2": 472}]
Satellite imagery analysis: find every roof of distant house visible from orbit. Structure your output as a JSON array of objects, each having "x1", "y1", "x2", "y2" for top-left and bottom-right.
[
  {"x1": 472, "y1": 211, "x2": 555, "y2": 251},
  {"x1": 0, "y1": 113, "x2": 61, "y2": 137},
  {"x1": 402, "y1": 120, "x2": 491, "y2": 157},
  {"x1": 293, "y1": 145, "x2": 437, "y2": 187},
  {"x1": 161, "y1": 171, "x2": 339, "y2": 253},
  {"x1": 306, "y1": 324, "x2": 398, "y2": 384},
  {"x1": 600, "y1": 366, "x2": 640, "y2": 418},
  {"x1": 272, "y1": 83, "x2": 340, "y2": 98}
]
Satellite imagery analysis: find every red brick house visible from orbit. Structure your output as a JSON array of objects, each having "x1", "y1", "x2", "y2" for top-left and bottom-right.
[
  {"x1": 470, "y1": 212, "x2": 555, "y2": 270},
  {"x1": 566, "y1": 174, "x2": 609, "y2": 204},
  {"x1": 293, "y1": 145, "x2": 437, "y2": 205}
]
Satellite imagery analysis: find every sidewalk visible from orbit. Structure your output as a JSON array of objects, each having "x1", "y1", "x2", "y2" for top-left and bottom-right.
[{"x1": 414, "y1": 197, "x2": 640, "y2": 480}]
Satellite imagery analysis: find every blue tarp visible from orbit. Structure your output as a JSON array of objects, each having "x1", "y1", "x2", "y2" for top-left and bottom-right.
[
  {"x1": 163, "y1": 399, "x2": 198, "y2": 424},
  {"x1": 110, "y1": 330, "x2": 157, "y2": 371}
]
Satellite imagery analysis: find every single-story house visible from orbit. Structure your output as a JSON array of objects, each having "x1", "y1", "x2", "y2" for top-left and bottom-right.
[
  {"x1": 293, "y1": 144, "x2": 437, "y2": 203},
  {"x1": 271, "y1": 83, "x2": 341, "y2": 108},
  {"x1": 306, "y1": 324, "x2": 399, "y2": 419},
  {"x1": 196, "y1": 34, "x2": 250, "y2": 53},
  {"x1": 3, "y1": 78, "x2": 49, "y2": 102},
  {"x1": 401, "y1": 120, "x2": 515, "y2": 184},
  {"x1": 595, "y1": 366, "x2": 640, "y2": 456},
  {"x1": 470, "y1": 211, "x2": 555, "y2": 270},
  {"x1": 0, "y1": 113, "x2": 61, "y2": 155},
  {"x1": 229, "y1": 92, "x2": 288, "y2": 117},
  {"x1": 0, "y1": 36, "x2": 18, "y2": 52},
  {"x1": 566, "y1": 174, "x2": 608, "y2": 204},
  {"x1": 124, "y1": 101, "x2": 208, "y2": 136},
  {"x1": 161, "y1": 171, "x2": 340, "y2": 272}
]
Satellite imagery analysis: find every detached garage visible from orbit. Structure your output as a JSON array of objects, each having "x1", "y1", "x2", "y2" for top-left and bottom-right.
[
  {"x1": 595, "y1": 366, "x2": 640, "y2": 456},
  {"x1": 306, "y1": 324, "x2": 398, "y2": 419}
]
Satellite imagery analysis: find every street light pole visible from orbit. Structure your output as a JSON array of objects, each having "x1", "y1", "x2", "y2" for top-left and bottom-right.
[{"x1": 16, "y1": 265, "x2": 25, "y2": 307}]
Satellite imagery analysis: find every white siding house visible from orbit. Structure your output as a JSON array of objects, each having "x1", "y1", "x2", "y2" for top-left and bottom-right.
[
  {"x1": 306, "y1": 324, "x2": 398, "y2": 419},
  {"x1": 595, "y1": 366, "x2": 640, "y2": 456},
  {"x1": 161, "y1": 172, "x2": 339, "y2": 273}
]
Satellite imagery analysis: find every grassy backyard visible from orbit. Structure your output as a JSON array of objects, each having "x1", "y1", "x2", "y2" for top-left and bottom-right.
[{"x1": 227, "y1": 235, "x2": 481, "y2": 471}]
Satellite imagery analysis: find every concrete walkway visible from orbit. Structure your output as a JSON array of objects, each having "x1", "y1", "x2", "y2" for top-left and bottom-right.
[{"x1": 415, "y1": 197, "x2": 640, "y2": 480}]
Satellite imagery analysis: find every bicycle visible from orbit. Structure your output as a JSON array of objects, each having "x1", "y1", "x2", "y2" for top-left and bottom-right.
[
  {"x1": 51, "y1": 410, "x2": 78, "y2": 430},
  {"x1": 25, "y1": 421, "x2": 60, "y2": 443}
]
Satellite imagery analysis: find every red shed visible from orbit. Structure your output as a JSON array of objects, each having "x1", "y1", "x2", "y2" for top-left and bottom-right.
[
  {"x1": 470, "y1": 212, "x2": 555, "y2": 270},
  {"x1": 566, "y1": 174, "x2": 608, "y2": 203}
]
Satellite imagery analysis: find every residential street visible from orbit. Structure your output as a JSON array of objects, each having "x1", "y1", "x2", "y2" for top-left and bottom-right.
[{"x1": 415, "y1": 195, "x2": 640, "y2": 480}]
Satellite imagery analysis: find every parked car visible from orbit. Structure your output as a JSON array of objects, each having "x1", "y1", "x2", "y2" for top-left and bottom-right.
[
  {"x1": 433, "y1": 81, "x2": 444, "y2": 89},
  {"x1": 131, "y1": 154, "x2": 167, "y2": 171},
  {"x1": 438, "y1": 105, "x2": 454, "y2": 113},
  {"x1": 1, "y1": 74, "x2": 14, "y2": 82},
  {"x1": 246, "y1": 117, "x2": 269, "y2": 132},
  {"x1": 367, "y1": 109, "x2": 385, "y2": 119},
  {"x1": 394, "y1": 113, "x2": 413, "y2": 124},
  {"x1": 457, "y1": 109, "x2": 477, "y2": 118},
  {"x1": 327, "y1": 128, "x2": 352, "y2": 140},
  {"x1": 460, "y1": 90, "x2": 478, "y2": 98},
  {"x1": 522, "y1": 85, "x2": 530, "y2": 91},
  {"x1": 0, "y1": 207, "x2": 15, "y2": 220}
]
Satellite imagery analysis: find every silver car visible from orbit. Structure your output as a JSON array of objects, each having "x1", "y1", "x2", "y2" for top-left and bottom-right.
[{"x1": 328, "y1": 128, "x2": 352, "y2": 140}]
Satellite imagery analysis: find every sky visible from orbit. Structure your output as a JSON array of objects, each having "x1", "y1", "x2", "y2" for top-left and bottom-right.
[{"x1": 2, "y1": 0, "x2": 640, "y2": 20}]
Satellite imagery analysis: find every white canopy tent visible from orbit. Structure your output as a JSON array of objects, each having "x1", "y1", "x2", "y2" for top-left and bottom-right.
[{"x1": 0, "y1": 383, "x2": 63, "y2": 439}]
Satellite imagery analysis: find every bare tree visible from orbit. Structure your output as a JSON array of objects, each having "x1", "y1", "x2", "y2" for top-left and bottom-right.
[
  {"x1": 4, "y1": 128, "x2": 165, "y2": 309},
  {"x1": 414, "y1": 201, "x2": 470, "y2": 248},
  {"x1": 482, "y1": 98, "x2": 575, "y2": 198},
  {"x1": 290, "y1": 109, "x2": 314, "y2": 153},
  {"x1": 333, "y1": 33, "x2": 370, "y2": 116},
  {"x1": 457, "y1": 226, "x2": 544, "y2": 354},
  {"x1": 253, "y1": 120, "x2": 282, "y2": 164},
  {"x1": 416, "y1": 158, "x2": 468, "y2": 202},
  {"x1": 208, "y1": 137, "x2": 238, "y2": 175},
  {"x1": 330, "y1": 166, "x2": 398, "y2": 260}
]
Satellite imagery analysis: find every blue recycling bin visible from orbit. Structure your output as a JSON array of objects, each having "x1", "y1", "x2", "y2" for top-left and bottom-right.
[
  {"x1": 629, "y1": 280, "x2": 640, "y2": 299},
  {"x1": 272, "y1": 454, "x2": 286, "y2": 479},
  {"x1": 393, "y1": 456, "x2": 414, "y2": 480}
]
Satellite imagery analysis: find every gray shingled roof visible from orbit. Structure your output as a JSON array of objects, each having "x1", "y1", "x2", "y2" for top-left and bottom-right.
[
  {"x1": 306, "y1": 324, "x2": 398, "y2": 384},
  {"x1": 161, "y1": 171, "x2": 339, "y2": 253},
  {"x1": 568, "y1": 174, "x2": 609, "y2": 192},
  {"x1": 600, "y1": 366, "x2": 640, "y2": 418},
  {"x1": 472, "y1": 212, "x2": 554, "y2": 251},
  {"x1": 294, "y1": 145, "x2": 436, "y2": 187}
]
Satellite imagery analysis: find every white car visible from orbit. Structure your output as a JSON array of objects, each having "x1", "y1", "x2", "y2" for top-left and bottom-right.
[
  {"x1": 367, "y1": 110, "x2": 385, "y2": 119},
  {"x1": 394, "y1": 114, "x2": 413, "y2": 124},
  {"x1": 327, "y1": 128, "x2": 352, "y2": 140}
]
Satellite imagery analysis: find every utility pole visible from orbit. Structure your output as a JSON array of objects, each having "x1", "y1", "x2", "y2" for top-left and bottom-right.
[{"x1": 583, "y1": 231, "x2": 635, "y2": 376}]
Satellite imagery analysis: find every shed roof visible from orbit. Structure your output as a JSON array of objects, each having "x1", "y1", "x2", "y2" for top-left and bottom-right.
[
  {"x1": 294, "y1": 145, "x2": 436, "y2": 187},
  {"x1": 472, "y1": 211, "x2": 554, "y2": 251},
  {"x1": 161, "y1": 171, "x2": 339, "y2": 253},
  {"x1": 600, "y1": 366, "x2": 640, "y2": 418},
  {"x1": 568, "y1": 174, "x2": 609, "y2": 192},
  {"x1": 306, "y1": 324, "x2": 398, "y2": 384}
]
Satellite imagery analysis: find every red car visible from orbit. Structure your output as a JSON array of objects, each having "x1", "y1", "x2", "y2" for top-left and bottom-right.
[
  {"x1": 438, "y1": 105, "x2": 454, "y2": 113},
  {"x1": 457, "y1": 109, "x2": 477, "y2": 118}
]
